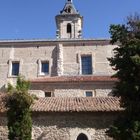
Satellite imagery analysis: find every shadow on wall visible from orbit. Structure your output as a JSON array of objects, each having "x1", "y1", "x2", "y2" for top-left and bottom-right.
[
  {"x1": 33, "y1": 113, "x2": 116, "y2": 130},
  {"x1": 32, "y1": 113, "x2": 117, "y2": 140},
  {"x1": 37, "y1": 132, "x2": 47, "y2": 140}
]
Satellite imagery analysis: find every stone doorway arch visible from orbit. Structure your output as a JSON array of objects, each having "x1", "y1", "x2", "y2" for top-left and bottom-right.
[{"x1": 77, "y1": 133, "x2": 88, "y2": 140}]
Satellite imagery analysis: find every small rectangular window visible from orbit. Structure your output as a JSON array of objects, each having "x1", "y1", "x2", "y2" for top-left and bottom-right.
[
  {"x1": 41, "y1": 61, "x2": 49, "y2": 74},
  {"x1": 12, "y1": 62, "x2": 19, "y2": 76},
  {"x1": 85, "y1": 91, "x2": 93, "y2": 97},
  {"x1": 81, "y1": 55, "x2": 92, "y2": 75},
  {"x1": 45, "y1": 92, "x2": 52, "y2": 97}
]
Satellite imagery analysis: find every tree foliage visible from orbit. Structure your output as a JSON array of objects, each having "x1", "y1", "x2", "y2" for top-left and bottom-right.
[
  {"x1": 6, "y1": 76, "x2": 34, "y2": 140},
  {"x1": 107, "y1": 14, "x2": 140, "y2": 140}
]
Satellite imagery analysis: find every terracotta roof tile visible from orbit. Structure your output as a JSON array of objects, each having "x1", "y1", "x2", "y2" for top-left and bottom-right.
[
  {"x1": 0, "y1": 94, "x2": 123, "y2": 113},
  {"x1": 31, "y1": 76, "x2": 118, "y2": 83},
  {"x1": 31, "y1": 97, "x2": 123, "y2": 112}
]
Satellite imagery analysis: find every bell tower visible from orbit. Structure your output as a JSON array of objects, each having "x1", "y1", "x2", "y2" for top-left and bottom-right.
[{"x1": 55, "y1": 0, "x2": 83, "y2": 39}]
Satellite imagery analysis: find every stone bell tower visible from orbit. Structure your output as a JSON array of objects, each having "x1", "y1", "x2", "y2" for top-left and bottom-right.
[{"x1": 55, "y1": 0, "x2": 83, "y2": 39}]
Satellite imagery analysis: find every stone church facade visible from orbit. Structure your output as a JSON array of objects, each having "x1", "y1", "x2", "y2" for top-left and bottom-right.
[{"x1": 0, "y1": 0, "x2": 123, "y2": 139}]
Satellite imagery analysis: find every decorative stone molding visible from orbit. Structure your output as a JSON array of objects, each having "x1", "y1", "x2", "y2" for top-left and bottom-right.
[
  {"x1": 37, "y1": 59, "x2": 51, "y2": 77},
  {"x1": 7, "y1": 59, "x2": 22, "y2": 78},
  {"x1": 78, "y1": 52, "x2": 95, "y2": 75}
]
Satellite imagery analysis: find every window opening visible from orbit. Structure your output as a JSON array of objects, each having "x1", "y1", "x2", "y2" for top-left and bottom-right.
[
  {"x1": 85, "y1": 91, "x2": 93, "y2": 97},
  {"x1": 68, "y1": 7, "x2": 71, "y2": 13},
  {"x1": 12, "y1": 62, "x2": 19, "y2": 76},
  {"x1": 45, "y1": 92, "x2": 51, "y2": 97},
  {"x1": 67, "y1": 23, "x2": 72, "y2": 33},
  {"x1": 81, "y1": 55, "x2": 92, "y2": 75},
  {"x1": 41, "y1": 61, "x2": 49, "y2": 74}
]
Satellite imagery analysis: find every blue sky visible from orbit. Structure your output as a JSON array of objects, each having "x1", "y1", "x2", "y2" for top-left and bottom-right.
[{"x1": 0, "y1": 0, "x2": 139, "y2": 39}]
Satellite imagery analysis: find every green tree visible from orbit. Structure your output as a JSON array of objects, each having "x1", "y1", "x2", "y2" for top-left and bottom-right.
[
  {"x1": 107, "y1": 14, "x2": 140, "y2": 140},
  {"x1": 6, "y1": 76, "x2": 34, "y2": 140}
]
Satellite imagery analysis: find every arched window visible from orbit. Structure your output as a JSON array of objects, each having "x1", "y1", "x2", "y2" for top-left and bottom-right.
[
  {"x1": 68, "y1": 7, "x2": 71, "y2": 13},
  {"x1": 67, "y1": 23, "x2": 72, "y2": 33},
  {"x1": 77, "y1": 133, "x2": 88, "y2": 140}
]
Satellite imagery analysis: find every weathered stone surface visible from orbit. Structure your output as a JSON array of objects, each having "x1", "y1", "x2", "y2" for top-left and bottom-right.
[
  {"x1": 0, "y1": 42, "x2": 116, "y2": 92},
  {"x1": 0, "y1": 117, "x2": 8, "y2": 140},
  {"x1": 57, "y1": 44, "x2": 64, "y2": 76},
  {"x1": 31, "y1": 82, "x2": 114, "y2": 97},
  {"x1": 0, "y1": 113, "x2": 117, "y2": 140}
]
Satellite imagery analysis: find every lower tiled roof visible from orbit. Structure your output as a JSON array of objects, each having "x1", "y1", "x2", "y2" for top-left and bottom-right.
[
  {"x1": 31, "y1": 76, "x2": 118, "y2": 83},
  {"x1": 31, "y1": 97, "x2": 123, "y2": 112},
  {"x1": 0, "y1": 94, "x2": 123, "y2": 113}
]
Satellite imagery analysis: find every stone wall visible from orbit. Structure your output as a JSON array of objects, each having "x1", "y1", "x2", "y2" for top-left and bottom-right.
[
  {"x1": 63, "y1": 44, "x2": 116, "y2": 76},
  {"x1": 0, "y1": 44, "x2": 57, "y2": 90},
  {"x1": 0, "y1": 116, "x2": 8, "y2": 140},
  {"x1": 0, "y1": 112, "x2": 118, "y2": 140},
  {"x1": 57, "y1": 43, "x2": 64, "y2": 76},
  {"x1": 56, "y1": 16, "x2": 82, "y2": 39},
  {"x1": 0, "y1": 41, "x2": 117, "y2": 91},
  {"x1": 31, "y1": 82, "x2": 114, "y2": 97}
]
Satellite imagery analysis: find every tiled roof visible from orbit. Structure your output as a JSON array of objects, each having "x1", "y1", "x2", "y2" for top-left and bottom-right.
[
  {"x1": 0, "y1": 94, "x2": 123, "y2": 113},
  {"x1": 31, "y1": 76, "x2": 118, "y2": 83},
  {"x1": 31, "y1": 97, "x2": 123, "y2": 112}
]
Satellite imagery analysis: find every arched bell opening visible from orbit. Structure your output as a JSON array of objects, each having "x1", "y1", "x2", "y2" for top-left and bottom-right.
[{"x1": 67, "y1": 23, "x2": 72, "y2": 33}]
